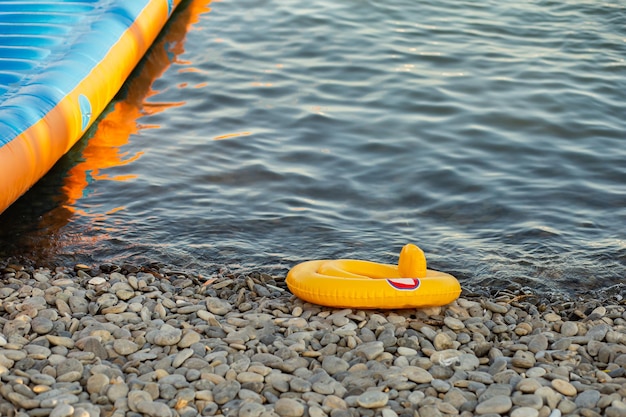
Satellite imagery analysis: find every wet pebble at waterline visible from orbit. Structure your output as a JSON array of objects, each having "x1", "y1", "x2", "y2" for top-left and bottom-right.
[{"x1": 0, "y1": 263, "x2": 625, "y2": 417}]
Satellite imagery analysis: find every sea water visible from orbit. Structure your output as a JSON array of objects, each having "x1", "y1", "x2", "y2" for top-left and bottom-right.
[{"x1": 1, "y1": 0, "x2": 624, "y2": 296}]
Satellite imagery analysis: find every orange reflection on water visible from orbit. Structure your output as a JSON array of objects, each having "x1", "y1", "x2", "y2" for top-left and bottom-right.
[
  {"x1": 213, "y1": 132, "x2": 252, "y2": 141},
  {"x1": 60, "y1": 0, "x2": 212, "y2": 213}
]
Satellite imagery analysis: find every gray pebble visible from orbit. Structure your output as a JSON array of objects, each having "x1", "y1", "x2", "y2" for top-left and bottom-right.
[
  {"x1": 560, "y1": 321, "x2": 578, "y2": 337},
  {"x1": 239, "y1": 402, "x2": 266, "y2": 417},
  {"x1": 274, "y1": 397, "x2": 305, "y2": 417},
  {"x1": 206, "y1": 297, "x2": 232, "y2": 315},
  {"x1": 512, "y1": 350, "x2": 536, "y2": 369},
  {"x1": 213, "y1": 380, "x2": 240, "y2": 405},
  {"x1": 484, "y1": 301, "x2": 508, "y2": 314},
  {"x1": 456, "y1": 353, "x2": 480, "y2": 371},
  {"x1": 172, "y1": 348, "x2": 194, "y2": 368},
  {"x1": 606, "y1": 407, "x2": 626, "y2": 417},
  {"x1": 513, "y1": 394, "x2": 543, "y2": 409},
  {"x1": 107, "y1": 382, "x2": 129, "y2": 402},
  {"x1": 31, "y1": 316, "x2": 54, "y2": 334},
  {"x1": 475, "y1": 395, "x2": 512, "y2": 414},
  {"x1": 149, "y1": 324, "x2": 182, "y2": 346},
  {"x1": 403, "y1": 366, "x2": 433, "y2": 383},
  {"x1": 136, "y1": 400, "x2": 172, "y2": 417},
  {"x1": 574, "y1": 389, "x2": 600, "y2": 408},
  {"x1": 113, "y1": 339, "x2": 139, "y2": 355},
  {"x1": 322, "y1": 356, "x2": 349, "y2": 375},
  {"x1": 355, "y1": 341, "x2": 385, "y2": 360},
  {"x1": 587, "y1": 324, "x2": 609, "y2": 341},
  {"x1": 527, "y1": 334, "x2": 549, "y2": 353},
  {"x1": 510, "y1": 407, "x2": 539, "y2": 417},
  {"x1": 49, "y1": 404, "x2": 74, "y2": 417},
  {"x1": 444, "y1": 316, "x2": 465, "y2": 330},
  {"x1": 128, "y1": 390, "x2": 153, "y2": 412},
  {"x1": 357, "y1": 391, "x2": 388, "y2": 408}
]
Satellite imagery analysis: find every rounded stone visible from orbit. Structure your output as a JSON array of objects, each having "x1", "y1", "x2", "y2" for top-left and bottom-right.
[
  {"x1": 172, "y1": 348, "x2": 194, "y2": 368},
  {"x1": 516, "y1": 378, "x2": 541, "y2": 393},
  {"x1": 72, "y1": 408, "x2": 91, "y2": 417},
  {"x1": 551, "y1": 379, "x2": 577, "y2": 396},
  {"x1": 515, "y1": 322, "x2": 533, "y2": 336},
  {"x1": 484, "y1": 301, "x2": 508, "y2": 314},
  {"x1": 239, "y1": 402, "x2": 266, "y2": 417},
  {"x1": 40, "y1": 394, "x2": 79, "y2": 408},
  {"x1": 574, "y1": 389, "x2": 600, "y2": 408},
  {"x1": 513, "y1": 394, "x2": 543, "y2": 409},
  {"x1": 525, "y1": 367, "x2": 547, "y2": 378},
  {"x1": 560, "y1": 321, "x2": 578, "y2": 337},
  {"x1": 49, "y1": 404, "x2": 74, "y2": 417},
  {"x1": 475, "y1": 395, "x2": 512, "y2": 415},
  {"x1": 31, "y1": 316, "x2": 54, "y2": 334},
  {"x1": 88, "y1": 277, "x2": 107, "y2": 286},
  {"x1": 308, "y1": 406, "x2": 325, "y2": 417},
  {"x1": 57, "y1": 371, "x2": 82, "y2": 383},
  {"x1": 322, "y1": 356, "x2": 349, "y2": 375},
  {"x1": 535, "y1": 386, "x2": 561, "y2": 409},
  {"x1": 56, "y1": 358, "x2": 83, "y2": 377},
  {"x1": 205, "y1": 297, "x2": 232, "y2": 315},
  {"x1": 82, "y1": 337, "x2": 108, "y2": 359},
  {"x1": 68, "y1": 295, "x2": 89, "y2": 314},
  {"x1": 136, "y1": 400, "x2": 173, "y2": 417},
  {"x1": 456, "y1": 353, "x2": 480, "y2": 371},
  {"x1": 274, "y1": 398, "x2": 305, "y2": 417},
  {"x1": 113, "y1": 339, "x2": 139, "y2": 355},
  {"x1": 25, "y1": 344, "x2": 51, "y2": 359},
  {"x1": 444, "y1": 317, "x2": 465, "y2": 330},
  {"x1": 30, "y1": 373, "x2": 55, "y2": 386},
  {"x1": 355, "y1": 341, "x2": 385, "y2": 360},
  {"x1": 606, "y1": 407, "x2": 626, "y2": 417},
  {"x1": 128, "y1": 390, "x2": 153, "y2": 412},
  {"x1": 512, "y1": 350, "x2": 535, "y2": 369},
  {"x1": 289, "y1": 377, "x2": 311, "y2": 393},
  {"x1": 213, "y1": 380, "x2": 240, "y2": 405},
  {"x1": 527, "y1": 334, "x2": 549, "y2": 353},
  {"x1": 151, "y1": 324, "x2": 182, "y2": 346},
  {"x1": 4, "y1": 319, "x2": 31, "y2": 337},
  {"x1": 431, "y1": 349, "x2": 462, "y2": 367},
  {"x1": 86, "y1": 373, "x2": 110, "y2": 395},
  {"x1": 47, "y1": 335, "x2": 75, "y2": 348},
  {"x1": 236, "y1": 371, "x2": 264, "y2": 384},
  {"x1": 178, "y1": 330, "x2": 202, "y2": 348},
  {"x1": 403, "y1": 366, "x2": 433, "y2": 383},
  {"x1": 323, "y1": 395, "x2": 347, "y2": 410},
  {"x1": 558, "y1": 398, "x2": 576, "y2": 414},
  {"x1": 397, "y1": 346, "x2": 418, "y2": 356},
  {"x1": 431, "y1": 378, "x2": 451, "y2": 393},
  {"x1": 356, "y1": 391, "x2": 389, "y2": 408},
  {"x1": 107, "y1": 382, "x2": 130, "y2": 402},
  {"x1": 511, "y1": 407, "x2": 539, "y2": 417},
  {"x1": 433, "y1": 332, "x2": 455, "y2": 350}
]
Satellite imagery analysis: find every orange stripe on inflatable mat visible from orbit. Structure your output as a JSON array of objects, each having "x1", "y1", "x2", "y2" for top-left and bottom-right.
[{"x1": 0, "y1": 0, "x2": 183, "y2": 214}]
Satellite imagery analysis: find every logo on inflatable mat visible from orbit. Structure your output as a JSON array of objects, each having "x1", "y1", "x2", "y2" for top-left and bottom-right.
[
  {"x1": 386, "y1": 278, "x2": 420, "y2": 291},
  {"x1": 79, "y1": 94, "x2": 92, "y2": 131}
]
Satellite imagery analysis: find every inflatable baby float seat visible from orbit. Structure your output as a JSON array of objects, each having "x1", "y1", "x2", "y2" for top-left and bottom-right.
[{"x1": 286, "y1": 244, "x2": 461, "y2": 309}]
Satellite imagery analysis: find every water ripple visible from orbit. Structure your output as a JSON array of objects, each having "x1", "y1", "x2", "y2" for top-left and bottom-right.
[{"x1": 0, "y1": 0, "x2": 624, "y2": 296}]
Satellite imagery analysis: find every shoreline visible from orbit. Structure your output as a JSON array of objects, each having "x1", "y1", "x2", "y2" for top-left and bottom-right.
[{"x1": 0, "y1": 261, "x2": 625, "y2": 417}]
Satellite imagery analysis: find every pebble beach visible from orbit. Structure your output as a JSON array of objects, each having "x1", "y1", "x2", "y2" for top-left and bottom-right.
[{"x1": 0, "y1": 261, "x2": 625, "y2": 417}]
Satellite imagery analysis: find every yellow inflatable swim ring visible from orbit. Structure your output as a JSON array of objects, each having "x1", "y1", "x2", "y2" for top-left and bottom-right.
[{"x1": 286, "y1": 244, "x2": 461, "y2": 309}]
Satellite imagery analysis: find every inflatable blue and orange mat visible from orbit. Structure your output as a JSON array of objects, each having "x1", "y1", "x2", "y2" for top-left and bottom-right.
[{"x1": 0, "y1": 0, "x2": 184, "y2": 214}]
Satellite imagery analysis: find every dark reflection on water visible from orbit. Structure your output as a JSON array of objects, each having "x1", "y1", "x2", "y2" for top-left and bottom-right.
[{"x1": 0, "y1": 0, "x2": 624, "y2": 297}]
